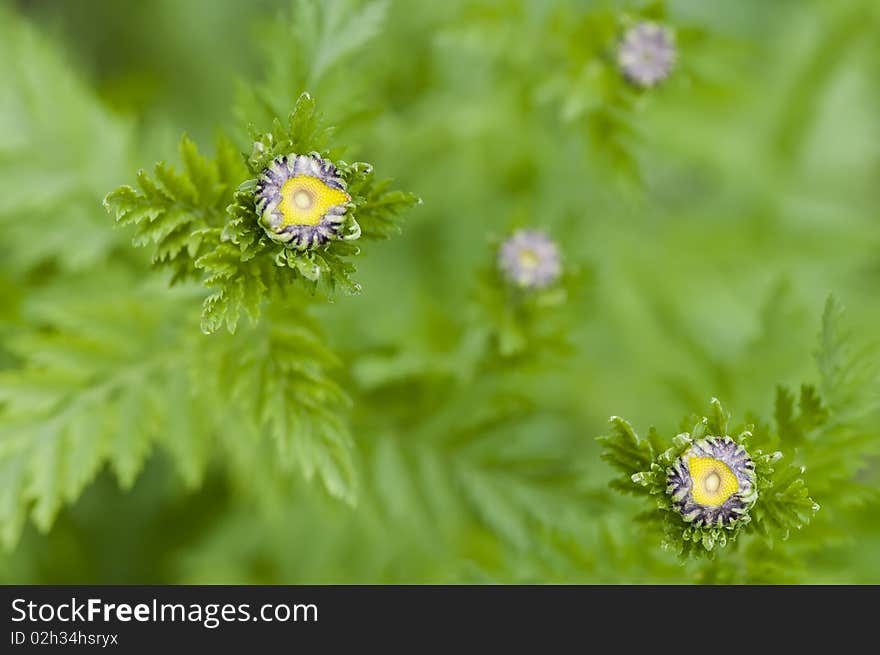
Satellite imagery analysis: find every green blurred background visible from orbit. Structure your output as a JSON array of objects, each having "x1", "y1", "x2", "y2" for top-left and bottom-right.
[{"x1": 0, "y1": 0, "x2": 878, "y2": 583}]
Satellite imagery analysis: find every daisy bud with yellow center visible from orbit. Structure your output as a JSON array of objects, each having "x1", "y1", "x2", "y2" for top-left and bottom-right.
[
  {"x1": 618, "y1": 22, "x2": 676, "y2": 88},
  {"x1": 666, "y1": 436, "x2": 757, "y2": 528},
  {"x1": 498, "y1": 230, "x2": 562, "y2": 289},
  {"x1": 255, "y1": 153, "x2": 357, "y2": 250}
]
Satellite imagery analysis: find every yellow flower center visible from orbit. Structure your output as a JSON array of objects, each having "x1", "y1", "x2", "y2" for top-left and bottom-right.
[
  {"x1": 277, "y1": 175, "x2": 349, "y2": 227},
  {"x1": 689, "y1": 457, "x2": 738, "y2": 507},
  {"x1": 517, "y1": 249, "x2": 540, "y2": 269}
]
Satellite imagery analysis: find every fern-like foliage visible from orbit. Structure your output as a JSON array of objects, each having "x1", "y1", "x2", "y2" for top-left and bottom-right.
[
  {"x1": 0, "y1": 279, "x2": 361, "y2": 548},
  {"x1": 0, "y1": 6, "x2": 132, "y2": 274},
  {"x1": 0, "y1": 280, "x2": 202, "y2": 548},
  {"x1": 357, "y1": 377, "x2": 594, "y2": 549},
  {"x1": 5, "y1": 0, "x2": 878, "y2": 587},
  {"x1": 194, "y1": 302, "x2": 358, "y2": 504},
  {"x1": 342, "y1": 242, "x2": 600, "y2": 553},
  {"x1": 106, "y1": 93, "x2": 418, "y2": 334},
  {"x1": 800, "y1": 297, "x2": 880, "y2": 506},
  {"x1": 104, "y1": 135, "x2": 246, "y2": 284},
  {"x1": 0, "y1": 0, "x2": 412, "y2": 551},
  {"x1": 236, "y1": 0, "x2": 391, "y2": 129},
  {"x1": 600, "y1": 295, "x2": 880, "y2": 577}
]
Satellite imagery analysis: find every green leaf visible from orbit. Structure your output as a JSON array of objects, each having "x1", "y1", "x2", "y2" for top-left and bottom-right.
[
  {"x1": 707, "y1": 397, "x2": 729, "y2": 436},
  {"x1": 815, "y1": 295, "x2": 879, "y2": 417},
  {"x1": 104, "y1": 135, "x2": 247, "y2": 283},
  {"x1": 0, "y1": 6, "x2": 132, "y2": 273},
  {"x1": 196, "y1": 241, "x2": 269, "y2": 334},
  {"x1": 597, "y1": 416, "x2": 654, "y2": 479},
  {"x1": 344, "y1": 165, "x2": 421, "y2": 240},
  {"x1": 0, "y1": 282, "x2": 193, "y2": 548},
  {"x1": 245, "y1": 93, "x2": 335, "y2": 173},
  {"x1": 775, "y1": 386, "x2": 797, "y2": 443},
  {"x1": 308, "y1": 0, "x2": 390, "y2": 84},
  {"x1": 753, "y1": 463, "x2": 819, "y2": 543},
  {"x1": 196, "y1": 308, "x2": 358, "y2": 504},
  {"x1": 798, "y1": 384, "x2": 828, "y2": 432}
]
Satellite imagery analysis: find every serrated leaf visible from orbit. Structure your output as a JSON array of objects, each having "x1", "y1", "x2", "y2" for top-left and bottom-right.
[
  {"x1": 0, "y1": 7, "x2": 132, "y2": 273},
  {"x1": 598, "y1": 416, "x2": 653, "y2": 477},
  {"x1": 309, "y1": 0, "x2": 390, "y2": 83}
]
